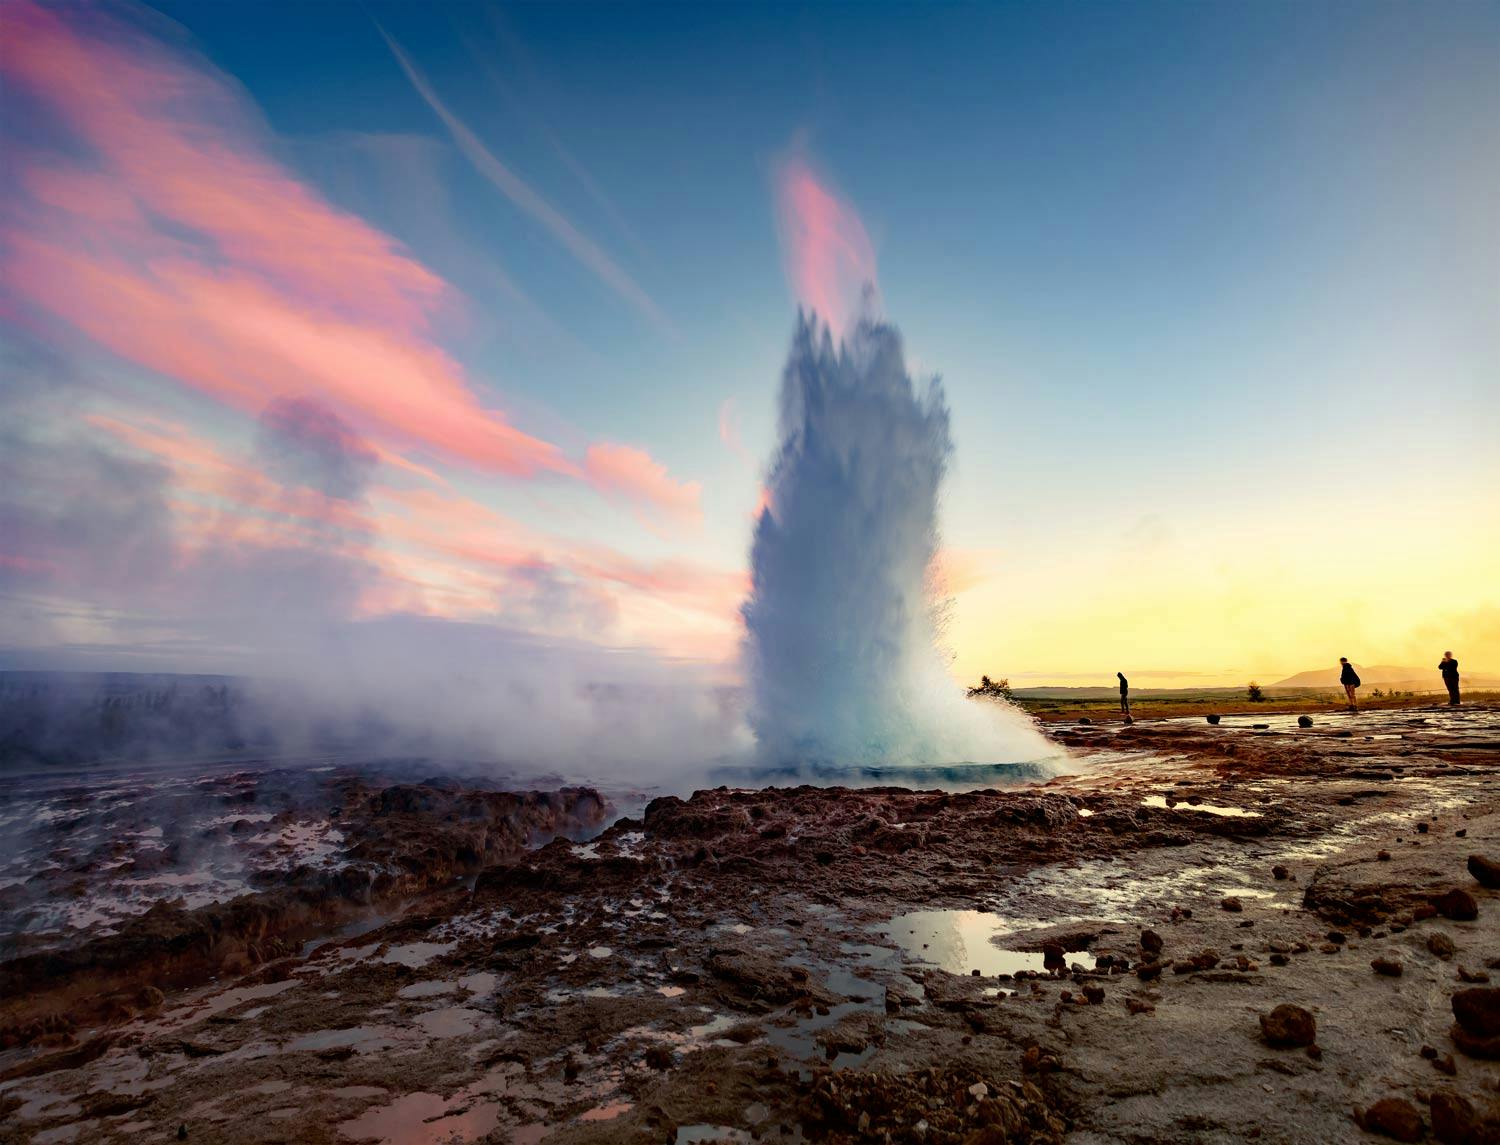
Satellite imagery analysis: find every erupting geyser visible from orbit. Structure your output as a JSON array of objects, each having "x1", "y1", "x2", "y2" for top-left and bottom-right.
[{"x1": 742, "y1": 312, "x2": 1053, "y2": 771}]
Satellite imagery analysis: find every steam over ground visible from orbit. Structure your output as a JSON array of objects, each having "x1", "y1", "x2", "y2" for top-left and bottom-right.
[
  {"x1": 743, "y1": 313, "x2": 1052, "y2": 770},
  {"x1": 3, "y1": 316, "x2": 1053, "y2": 787}
]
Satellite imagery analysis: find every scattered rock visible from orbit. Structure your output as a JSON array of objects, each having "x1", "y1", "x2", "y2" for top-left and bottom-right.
[
  {"x1": 1297, "y1": 715, "x2": 1314, "y2": 728},
  {"x1": 1356, "y1": 1097, "x2": 1425, "y2": 1142},
  {"x1": 1451, "y1": 987, "x2": 1500, "y2": 1059},
  {"x1": 1457, "y1": 967, "x2": 1491, "y2": 984},
  {"x1": 1468, "y1": 855, "x2": 1500, "y2": 890},
  {"x1": 1428, "y1": 933, "x2": 1457, "y2": 961},
  {"x1": 1378, "y1": 850, "x2": 1393, "y2": 862},
  {"x1": 1429, "y1": 1091, "x2": 1478, "y2": 1144},
  {"x1": 1259, "y1": 1004, "x2": 1316, "y2": 1048},
  {"x1": 1206, "y1": 714, "x2": 1221, "y2": 725},
  {"x1": 1371, "y1": 958, "x2": 1403, "y2": 977},
  {"x1": 1432, "y1": 889, "x2": 1479, "y2": 922},
  {"x1": 1272, "y1": 865, "x2": 1289, "y2": 880},
  {"x1": 1452, "y1": 988, "x2": 1500, "y2": 1037},
  {"x1": 1221, "y1": 897, "x2": 1243, "y2": 913},
  {"x1": 1140, "y1": 929, "x2": 1163, "y2": 956},
  {"x1": 1125, "y1": 998, "x2": 1155, "y2": 1015},
  {"x1": 1418, "y1": 822, "x2": 1430, "y2": 834}
]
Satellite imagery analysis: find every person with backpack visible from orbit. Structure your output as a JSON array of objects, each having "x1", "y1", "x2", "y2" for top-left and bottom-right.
[
  {"x1": 1439, "y1": 652, "x2": 1460, "y2": 706},
  {"x1": 1339, "y1": 657, "x2": 1361, "y2": 712}
]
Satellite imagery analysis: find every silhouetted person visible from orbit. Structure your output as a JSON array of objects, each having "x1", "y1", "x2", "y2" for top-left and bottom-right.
[
  {"x1": 1439, "y1": 651, "x2": 1460, "y2": 706},
  {"x1": 1117, "y1": 672, "x2": 1130, "y2": 715},
  {"x1": 1339, "y1": 657, "x2": 1360, "y2": 712}
]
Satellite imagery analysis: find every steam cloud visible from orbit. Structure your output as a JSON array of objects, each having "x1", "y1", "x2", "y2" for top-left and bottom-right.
[{"x1": 742, "y1": 312, "x2": 1053, "y2": 771}]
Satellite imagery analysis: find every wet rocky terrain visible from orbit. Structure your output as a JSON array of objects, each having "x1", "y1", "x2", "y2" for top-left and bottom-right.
[{"x1": 2, "y1": 706, "x2": 1498, "y2": 1144}]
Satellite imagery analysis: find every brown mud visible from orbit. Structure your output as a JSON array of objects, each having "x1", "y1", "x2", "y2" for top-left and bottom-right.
[{"x1": 1, "y1": 705, "x2": 1498, "y2": 1144}]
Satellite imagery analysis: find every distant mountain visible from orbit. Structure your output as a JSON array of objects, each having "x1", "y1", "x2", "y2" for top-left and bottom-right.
[{"x1": 1269, "y1": 664, "x2": 1500, "y2": 690}]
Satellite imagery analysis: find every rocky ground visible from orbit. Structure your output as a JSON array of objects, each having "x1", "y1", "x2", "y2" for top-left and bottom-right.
[{"x1": 1, "y1": 705, "x2": 1498, "y2": 1144}]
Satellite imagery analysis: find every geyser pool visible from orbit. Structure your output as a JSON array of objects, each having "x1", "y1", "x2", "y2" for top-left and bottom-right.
[{"x1": 740, "y1": 313, "x2": 1054, "y2": 775}]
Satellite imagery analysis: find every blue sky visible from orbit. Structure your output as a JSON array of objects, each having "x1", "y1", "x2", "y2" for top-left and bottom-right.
[{"x1": 3, "y1": 0, "x2": 1497, "y2": 684}]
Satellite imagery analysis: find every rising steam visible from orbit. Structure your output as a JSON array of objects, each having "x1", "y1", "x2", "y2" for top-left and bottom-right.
[{"x1": 742, "y1": 312, "x2": 1053, "y2": 771}]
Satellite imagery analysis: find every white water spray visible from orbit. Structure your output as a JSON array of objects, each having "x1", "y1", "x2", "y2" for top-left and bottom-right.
[{"x1": 741, "y1": 313, "x2": 1053, "y2": 774}]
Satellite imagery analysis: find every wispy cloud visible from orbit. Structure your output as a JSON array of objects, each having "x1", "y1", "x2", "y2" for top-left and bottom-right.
[
  {"x1": 774, "y1": 153, "x2": 878, "y2": 338},
  {"x1": 378, "y1": 24, "x2": 670, "y2": 332},
  {"x1": 0, "y1": 1, "x2": 571, "y2": 479},
  {"x1": 0, "y1": 2, "x2": 699, "y2": 529},
  {"x1": 583, "y1": 443, "x2": 703, "y2": 529}
]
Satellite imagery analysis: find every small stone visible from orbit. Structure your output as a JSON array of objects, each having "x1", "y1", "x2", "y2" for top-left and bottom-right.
[
  {"x1": 1222, "y1": 897, "x2": 1243, "y2": 913},
  {"x1": 1272, "y1": 865, "x2": 1289, "y2": 880},
  {"x1": 178, "y1": 1129, "x2": 188, "y2": 1142},
  {"x1": 1260, "y1": 1004, "x2": 1316, "y2": 1048},
  {"x1": 1452, "y1": 987, "x2": 1500, "y2": 1037},
  {"x1": 1042, "y1": 942, "x2": 1066, "y2": 970},
  {"x1": 968, "y1": 1082, "x2": 989, "y2": 1100},
  {"x1": 1420, "y1": 1045, "x2": 1438, "y2": 1059},
  {"x1": 1082, "y1": 985, "x2": 1105, "y2": 1005},
  {"x1": 1135, "y1": 961, "x2": 1163, "y2": 981},
  {"x1": 1126, "y1": 998, "x2": 1154, "y2": 1015},
  {"x1": 1432, "y1": 889, "x2": 1479, "y2": 922},
  {"x1": 1457, "y1": 967, "x2": 1490, "y2": 984},
  {"x1": 1320, "y1": 943, "x2": 1340, "y2": 954},
  {"x1": 1305, "y1": 1044, "x2": 1322, "y2": 1061},
  {"x1": 1454, "y1": 829, "x2": 1466, "y2": 838},
  {"x1": 1429, "y1": 1091, "x2": 1478, "y2": 1144},
  {"x1": 1428, "y1": 933, "x2": 1457, "y2": 961},
  {"x1": 1297, "y1": 715, "x2": 1313, "y2": 728},
  {"x1": 1206, "y1": 714, "x2": 1221, "y2": 725},
  {"x1": 972, "y1": 968, "x2": 981, "y2": 976},
  {"x1": 1269, "y1": 953, "x2": 1290, "y2": 966},
  {"x1": 1468, "y1": 855, "x2": 1500, "y2": 889},
  {"x1": 1356, "y1": 1097, "x2": 1425, "y2": 1142},
  {"x1": 1371, "y1": 958, "x2": 1403, "y2": 977},
  {"x1": 1328, "y1": 931, "x2": 1347, "y2": 944},
  {"x1": 1378, "y1": 850, "x2": 1392, "y2": 861},
  {"x1": 1417, "y1": 822, "x2": 1430, "y2": 834},
  {"x1": 1140, "y1": 929, "x2": 1163, "y2": 955},
  {"x1": 1431, "y1": 1053, "x2": 1457, "y2": 1076}
]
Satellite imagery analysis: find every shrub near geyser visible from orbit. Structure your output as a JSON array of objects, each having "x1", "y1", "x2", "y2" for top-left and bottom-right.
[{"x1": 742, "y1": 313, "x2": 1052, "y2": 772}]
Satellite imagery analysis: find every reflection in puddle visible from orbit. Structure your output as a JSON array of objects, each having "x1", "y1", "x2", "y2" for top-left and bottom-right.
[
  {"x1": 881, "y1": 910, "x2": 1056, "y2": 976},
  {"x1": 337, "y1": 1090, "x2": 500, "y2": 1143},
  {"x1": 1141, "y1": 795, "x2": 1259, "y2": 818},
  {"x1": 677, "y1": 1127, "x2": 754, "y2": 1143},
  {"x1": 580, "y1": 1101, "x2": 633, "y2": 1122},
  {"x1": 379, "y1": 941, "x2": 455, "y2": 968}
]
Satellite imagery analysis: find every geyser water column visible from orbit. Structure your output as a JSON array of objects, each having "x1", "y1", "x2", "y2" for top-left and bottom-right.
[{"x1": 742, "y1": 312, "x2": 1053, "y2": 772}]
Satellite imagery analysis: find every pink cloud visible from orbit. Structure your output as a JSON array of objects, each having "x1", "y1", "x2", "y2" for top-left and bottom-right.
[
  {"x1": 583, "y1": 443, "x2": 702, "y2": 528},
  {"x1": 0, "y1": 2, "x2": 591, "y2": 483},
  {"x1": 775, "y1": 155, "x2": 878, "y2": 338}
]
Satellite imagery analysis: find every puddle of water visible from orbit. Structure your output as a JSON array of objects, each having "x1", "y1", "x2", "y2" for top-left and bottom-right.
[
  {"x1": 580, "y1": 1101, "x2": 632, "y2": 1122},
  {"x1": 1141, "y1": 795, "x2": 1260, "y2": 818},
  {"x1": 338, "y1": 1090, "x2": 501, "y2": 1143},
  {"x1": 412, "y1": 1007, "x2": 483, "y2": 1039},
  {"x1": 379, "y1": 941, "x2": 455, "y2": 968},
  {"x1": 882, "y1": 910, "x2": 1057, "y2": 977}
]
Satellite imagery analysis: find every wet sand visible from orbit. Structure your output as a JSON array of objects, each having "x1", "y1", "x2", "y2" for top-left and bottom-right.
[{"x1": 2, "y1": 705, "x2": 1498, "y2": 1143}]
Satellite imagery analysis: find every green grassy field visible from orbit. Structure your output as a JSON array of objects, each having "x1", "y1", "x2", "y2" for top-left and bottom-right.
[{"x1": 1010, "y1": 687, "x2": 1496, "y2": 723}]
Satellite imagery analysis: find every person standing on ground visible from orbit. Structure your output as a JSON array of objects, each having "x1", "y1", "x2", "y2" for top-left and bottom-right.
[
  {"x1": 1439, "y1": 651, "x2": 1461, "y2": 706},
  {"x1": 1117, "y1": 672, "x2": 1130, "y2": 716},
  {"x1": 1339, "y1": 657, "x2": 1361, "y2": 712}
]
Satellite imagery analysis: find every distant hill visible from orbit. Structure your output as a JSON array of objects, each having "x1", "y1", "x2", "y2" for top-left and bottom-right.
[{"x1": 1268, "y1": 663, "x2": 1500, "y2": 691}]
